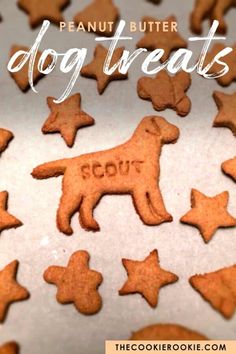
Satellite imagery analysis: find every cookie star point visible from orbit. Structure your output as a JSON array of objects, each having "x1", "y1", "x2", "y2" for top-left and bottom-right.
[
  {"x1": 213, "y1": 90, "x2": 236, "y2": 136},
  {"x1": 18, "y1": 0, "x2": 70, "y2": 28},
  {"x1": 119, "y1": 249, "x2": 178, "y2": 308},
  {"x1": 181, "y1": 189, "x2": 236, "y2": 243},
  {"x1": 0, "y1": 191, "x2": 22, "y2": 233},
  {"x1": 0, "y1": 260, "x2": 29, "y2": 322},
  {"x1": 42, "y1": 93, "x2": 95, "y2": 147}
]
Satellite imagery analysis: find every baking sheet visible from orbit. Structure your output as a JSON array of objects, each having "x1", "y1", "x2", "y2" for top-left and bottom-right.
[{"x1": 0, "y1": 0, "x2": 236, "y2": 353}]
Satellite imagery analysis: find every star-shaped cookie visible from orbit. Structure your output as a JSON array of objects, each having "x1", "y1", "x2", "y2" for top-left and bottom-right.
[
  {"x1": 119, "y1": 249, "x2": 178, "y2": 307},
  {"x1": 136, "y1": 16, "x2": 187, "y2": 63},
  {"x1": 180, "y1": 189, "x2": 236, "y2": 243},
  {"x1": 0, "y1": 260, "x2": 29, "y2": 322},
  {"x1": 42, "y1": 93, "x2": 95, "y2": 147},
  {"x1": 137, "y1": 70, "x2": 191, "y2": 116},
  {"x1": 44, "y1": 250, "x2": 103, "y2": 315},
  {"x1": 191, "y1": 0, "x2": 236, "y2": 34},
  {"x1": 0, "y1": 342, "x2": 19, "y2": 354},
  {"x1": 213, "y1": 91, "x2": 236, "y2": 136},
  {"x1": 18, "y1": 0, "x2": 70, "y2": 28},
  {"x1": 190, "y1": 265, "x2": 236, "y2": 319},
  {"x1": 222, "y1": 157, "x2": 236, "y2": 181},
  {"x1": 74, "y1": 0, "x2": 119, "y2": 36},
  {"x1": 203, "y1": 43, "x2": 236, "y2": 86},
  {"x1": 0, "y1": 129, "x2": 13, "y2": 154},
  {"x1": 81, "y1": 45, "x2": 128, "y2": 94},
  {"x1": 10, "y1": 45, "x2": 52, "y2": 91},
  {"x1": 0, "y1": 191, "x2": 22, "y2": 234}
]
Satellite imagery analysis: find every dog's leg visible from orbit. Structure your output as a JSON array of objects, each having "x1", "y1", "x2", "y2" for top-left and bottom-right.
[
  {"x1": 57, "y1": 192, "x2": 82, "y2": 235},
  {"x1": 147, "y1": 187, "x2": 173, "y2": 222},
  {"x1": 132, "y1": 188, "x2": 168, "y2": 225},
  {"x1": 79, "y1": 192, "x2": 101, "y2": 231}
]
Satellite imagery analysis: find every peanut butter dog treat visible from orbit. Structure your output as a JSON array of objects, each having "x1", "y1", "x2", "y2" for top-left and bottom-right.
[
  {"x1": 0, "y1": 342, "x2": 19, "y2": 354},
  {"x1": 222, "y1": 157, "x2": 236, "y2": 181},
  {"x1": 32, "y1": 116, "x2": 179, "y2": 234},
  {"x1": 130, "y1": 324, "x2": 208, "y2": 340},
  {"x1": 191, "y1": 0, "x2": 236, "y2": 34},
  {"x1": 137, "y1": 16, "x2": 187, "y2": 63},
  {"x1": 74, "y1": 0, "x2": 119, "y2": 36},
  {"x1": 137, "y1": 71, "x2": 191, "y2": 117},
  {"x1": 190, "y1": 265, "x2": 236, "y2": 319},
  {"x1": 213, "y1": 91, "x2": 236, "y2": 136},
  {"x1": 180, "y1": 189, "x2": 236, "y2": 243},
  {"x1": 203, "y1": 43, "x2": 236, "y2": 86},
  {"x1": 81, "y1": 45, "x2": 127, "y2": 94},
  {"x1": 42, "y1": 93, "x2": 95, "y2": 147},
  {"x1": 44, "y1": 250, "x2": 103, "y2": 315},
  {"x1": 18, "y1": 0, "x2": 70, "y2": 28},
  {"x1": 0, "y1": 191, "x2": 22, "y2": 234},
  {"x1": 0, "y1": 129, "x2": 13, "y2": 154},
  {"x1": 119, "y1": 250, "x2": 178, "y2": 307},
  {"x1": 0, "y1": 260, "x2": 29, "y2": 322},
  {"x1": 10, "y1": 45, "x2": 52, "y2": 91}
]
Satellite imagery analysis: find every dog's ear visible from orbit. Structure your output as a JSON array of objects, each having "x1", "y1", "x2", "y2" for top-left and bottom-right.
[
  {"x1": 154, "y1": 117, "x2": 180, "y2": 144},
  {"x1": 144, "y1": 117, "x2": 162, "y2": 136}
]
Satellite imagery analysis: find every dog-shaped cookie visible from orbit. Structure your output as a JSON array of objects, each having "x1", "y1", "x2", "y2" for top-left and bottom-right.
[{"x1": 32, "y1": 116, "x2": 179, "y2": 234}]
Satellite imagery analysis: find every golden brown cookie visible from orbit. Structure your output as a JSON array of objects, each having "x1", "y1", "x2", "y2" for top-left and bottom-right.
[
  {"x1": 32, "y1": 116, "x2": 179, "y2": 234},
  {"x1": 130, "y1": 323, "x2": 208, "y2": 340},
  {"x1": 0, "y1": 129, "x2": 13, "y2": 154},
  {"x1": 137, "y1": 71, "x2": 191, "y2": 117},
  {"x1": 213, "y1": 91, "x2": 236, "y2": 136},
  {"x1": 0, "y1": 191, "x2": 22, "y2": 234},
  {"x1": 119, "y1": 250, "x2": 178, "y2": 307},
  {"x1": 18, "y1": 0, "x2": 70, "y2": 28},
  {"x1": 74, "y1": 0, "x2": 119, "y2": 36},
  {"x1": 0, "y1": 342, "x2": 19, "y2": 354},
  {"x1": 190, "y1": 265, "x2": 236, "y2": 319},
  {"x1": 10, "y1": 45, "x2": 52, "y2": 91},
  {"x1": 137, "y1": 16, "x2": 187, "y2": 63},
  {"x1": 222, "y1": 157, "x2": 236, "y2": 181},
  {"x1": 191, "y1": 0, "x2": 236, "y2": 34},
  {"x1": 42, "y1": 93, "x2": 95, "y2": 147},
  {"x1": 81, "y1": 45, "x2": 127, "y2": 94},
  {"x1": 203, "y1": 43, "x2": 236, "y2": 86},
  {"x1": 44, "y1": 250, "x2": 103, "y2": 315},
  {"x1": 180, "y1": 189, "x2": 236, "y2": 243},
  {"x1": 0, "y1": 260, "x2": 29, "y2": 322}
]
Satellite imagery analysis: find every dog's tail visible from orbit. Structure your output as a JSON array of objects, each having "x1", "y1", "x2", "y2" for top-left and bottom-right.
[{"x1": 31, "y1": 158, "x2": 70, "y2": 179}]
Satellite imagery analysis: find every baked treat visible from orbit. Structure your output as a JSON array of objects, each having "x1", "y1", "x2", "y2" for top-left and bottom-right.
[
  {"x1": 0, "y1": 342, "x2": 19, "y2": 354},
  {"x1": 74, "y1": 0, "x2": 119, "y2": 36},
  {"x1": 136, "y1": 16, "x2": 187, "y2": 63},
  {"x1": 213, "y1": 91, "x2": 236, "y2": 136},
  {"x1": 203, "y1": 43, "x2": 236, "y2": 86},
  {"x1": 10, "y1": 45, "x2": 52, "y2": 91},
  {"x1": 180, "y1": 189, "x2": 236, "y2": 243},
  {"x1": 18, "y1": 0, "x2": 70, "y2": 28},
  {"x1": 190, "y1": 265, "x2": 236, "y2": 319},
  {"x1": 137, "y1": 71, "x2": 191, "y2": 117},
  {"x1": 119, "y1": 249, "x2": 178, "y2": 307},
  {"x1": 130, "y1": 323, "x2": 208, "y2": 340},
  {"x1": 191, "y1": 0, "x2": 236, "y2": 34},
  {"x1": 0, "y1": 260, "x2": 29, "y2": 322},
  {"x1": 222, "y1": 157, "x2": 236, "y2": 181},
  {"x1": 0, "y1": 191, "x2": 22, "y2": 234},
  {"x1": 81, "y1": 45, "x2": 127, "y2": 94},
  {"x1": 0, "y1": 129, "x2": 13, "y2": 154},
  {"x1": 44, "y1": 250, "x2": 103, "y2": 315},
  {"x1": 32, "y1": 116, "x2": 179, "y2": 234},
  {"x1": 42, "y1": 93, "x2": 95, "y2": 147}
]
